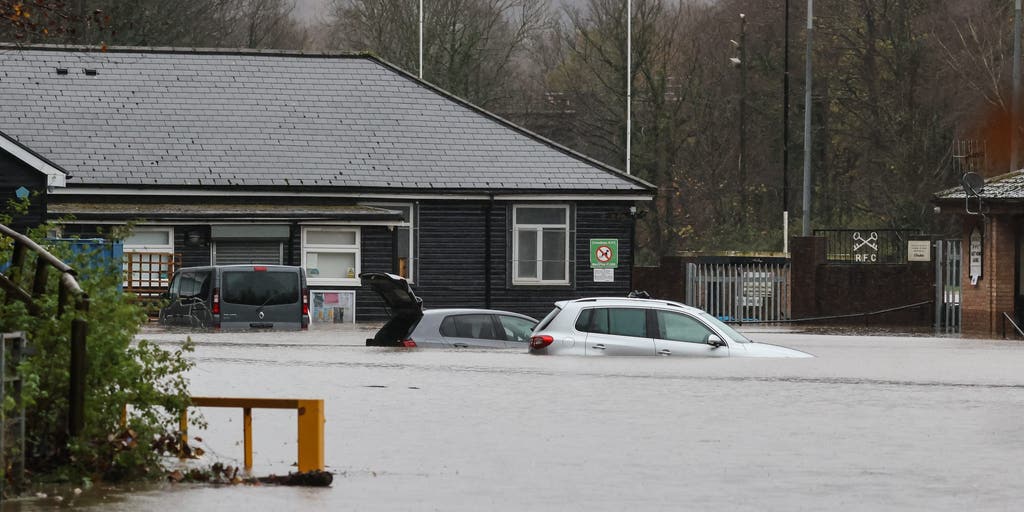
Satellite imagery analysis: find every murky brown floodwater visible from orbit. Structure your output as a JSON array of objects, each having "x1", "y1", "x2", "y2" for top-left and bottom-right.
[{"x1": 6, "y1": 323, "x2": 1024, "y2": 511}]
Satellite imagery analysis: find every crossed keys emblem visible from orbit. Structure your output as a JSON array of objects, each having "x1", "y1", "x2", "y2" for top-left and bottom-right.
[{"x1": 853, "y1": 231, "x2": 878, "y2": 252}]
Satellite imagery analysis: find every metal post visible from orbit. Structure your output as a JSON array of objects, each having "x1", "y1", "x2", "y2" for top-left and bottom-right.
[
  {"x1": 626, "y1": 0, "x2": 632, "y2": 175},
  {"x1": 783, "y1": 0, "x2": 790, "y2": 251},
  {"x1": 801, "y1": 0, "x2": 814, "y2": 236},
  {"x1": 1013, "y1": 0, "x2": 1021, "y2": 172},
  {"x1": 296, "y1": 399, "x2": 325, "y2": 472},
  {"x1": 739, "y1": 13, "x2": 747, "y2": 222},
  {"x1": 934, "y1": 240, "x2": 943, "y2": 332},
  {"x1": 243, "y1": 407, "x2": 253, "y2": 469},
  {"x1": 419, "y1": 0, "x2": 424, "y2": 79}
]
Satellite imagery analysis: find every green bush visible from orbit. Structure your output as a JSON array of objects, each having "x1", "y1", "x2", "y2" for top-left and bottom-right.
[{"x1": 2, "y1": 201, "x2": 194, "y2": 484}]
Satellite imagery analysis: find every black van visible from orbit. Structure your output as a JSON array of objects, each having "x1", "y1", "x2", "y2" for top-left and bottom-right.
[{"x1": 159, "y1": 265, "x2": 309, "y2": 330}]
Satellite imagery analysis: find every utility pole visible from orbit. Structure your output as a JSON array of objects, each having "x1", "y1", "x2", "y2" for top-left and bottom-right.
[
  {"x1": 783, "y1": 0, "x2": 791, "y2": 253},
  {"x1": 419, "y1": 0, "x2": 424, "y2": 79},
  {"x1": 801, "y1": 0, "x2": 813, "y2": 236},
  {"x1": 1013, "y1": 0, "x2": 1021, "y2": 172},
  {"x1": 626, "y1": 0, "x2": 632, "y2": 175},
  {"x1": 739, "y1": 13, "x2": 747, "y2": 224}
]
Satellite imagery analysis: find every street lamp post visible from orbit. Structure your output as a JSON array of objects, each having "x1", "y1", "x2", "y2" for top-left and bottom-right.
[
  {"x1": 801, "y1": 0, "x2": 813, "y2": 236},
  {"x1": 783, "y1": 0, "x2": 790, "y2": 253},
  {"x1": 626, "y1": 0, "x2": 632, "y2": 175}
]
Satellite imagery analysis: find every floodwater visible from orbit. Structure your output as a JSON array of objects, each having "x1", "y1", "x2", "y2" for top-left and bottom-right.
[{"x1": 7, "y1": 323, "x2": 1024, "y2": 511}]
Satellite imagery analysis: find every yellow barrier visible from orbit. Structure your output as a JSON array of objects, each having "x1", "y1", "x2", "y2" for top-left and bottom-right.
[{"x1": 124, "y1": 397, "x2": 325, "y2": 473}]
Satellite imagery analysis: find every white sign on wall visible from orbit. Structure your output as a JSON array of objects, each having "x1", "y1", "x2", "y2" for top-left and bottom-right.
[
  {"x1": 907, "y1": 240, "x2": 931, "y2": 262},
  {"x1": 969, "y1": 227, "x2": 983, "y2": 286},
  {"x1": 593, "y1": 268, "x2": 615, "y2": 282}
]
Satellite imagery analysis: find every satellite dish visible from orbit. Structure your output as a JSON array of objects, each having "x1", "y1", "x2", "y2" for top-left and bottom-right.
[{"x1": 961, "y1": 172, "x2": 985, "y2": 196}]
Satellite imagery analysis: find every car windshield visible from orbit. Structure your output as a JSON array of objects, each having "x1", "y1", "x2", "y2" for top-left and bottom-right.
[{"x1": 697, "y1": 312, "x2": 751, "y2": 343}]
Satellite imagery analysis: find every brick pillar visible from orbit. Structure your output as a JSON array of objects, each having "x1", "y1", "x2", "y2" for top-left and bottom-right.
[
  {"x1": 790, "y1": 236, "x2": 827, "y2": 319},
  {"x1": 961, "y1": 216, "x2": 1017, "y2": 338}
]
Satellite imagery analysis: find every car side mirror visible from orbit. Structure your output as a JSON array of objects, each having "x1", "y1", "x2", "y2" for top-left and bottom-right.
[{"x1": 707, "y1": 334, "x2": 727, "y2": 348}]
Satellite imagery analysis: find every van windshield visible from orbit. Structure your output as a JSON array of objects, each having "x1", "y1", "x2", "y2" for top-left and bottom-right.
[{"x1": 222, "y1": 271, "x2": 299, "y2": 306}]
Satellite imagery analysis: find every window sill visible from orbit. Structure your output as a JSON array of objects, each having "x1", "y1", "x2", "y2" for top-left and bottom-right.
[{"x1": 307, "y1": 278, "x2": 360, "y2": 287}]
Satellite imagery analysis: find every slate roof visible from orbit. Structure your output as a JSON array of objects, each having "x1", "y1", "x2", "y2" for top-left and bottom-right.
[
  {"x1": 0, "y1": 46, "x2": 652, "y2": 195},
  {"x1": 934, "y1": 170, "x2": 1024, "y2": 202}
]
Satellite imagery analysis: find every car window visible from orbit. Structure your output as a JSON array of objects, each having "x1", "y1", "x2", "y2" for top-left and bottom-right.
[
  {"x1": 576, "y1": 308, "x2": 647, "y2": 337},
  {"x1": 656, "y1": 310, "x2": 713, "y2": 344},
  {"x1": 439, "y1": 314, "x2": 501, "y2": 340},
  {"x1": 168, "y1": 272, "x2": 181, "y2": 297},
  {"x1": 498, "y1": 315, "x2": 537, "y2": 343},
  {"x1": 178, "y1": 271, "x2": 211, "y2": 299},
  {"x1": 222, "y1": 271, "x2": 299, "y2": 306}
]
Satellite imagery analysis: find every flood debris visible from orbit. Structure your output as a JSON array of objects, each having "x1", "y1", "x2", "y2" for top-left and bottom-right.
[{"x1": 166, "y1": 463, "x2": 333, "y2": 487}]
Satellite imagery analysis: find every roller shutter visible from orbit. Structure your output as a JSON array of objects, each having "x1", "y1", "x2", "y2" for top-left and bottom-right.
[{"x1": 213, "y1": 241, "x2": 283, "y2": 265}]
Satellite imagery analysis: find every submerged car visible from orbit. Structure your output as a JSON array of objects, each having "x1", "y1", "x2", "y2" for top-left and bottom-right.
[
  {"x1": 360, "y1": 272, "x2": 538, "y2": 348},
  {"x1": 529, "y1": 297, "x2": 812, "y2": 357}
]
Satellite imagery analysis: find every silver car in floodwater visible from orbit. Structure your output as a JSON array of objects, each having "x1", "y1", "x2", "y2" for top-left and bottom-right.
[{"x1": 529, "y1": 297, "x2": 812, "y2": 357}]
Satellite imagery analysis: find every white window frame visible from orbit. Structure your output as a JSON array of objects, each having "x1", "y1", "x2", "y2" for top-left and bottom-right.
[
  {"x1": 512, "y1": 205, "x2": 571, "y2": 286},
  {"x1": 361, "y1": 202, "x2": 415, "y2": 282},
  {"x1": 301, "y1": 226, "x2": 361, "y2": 286}
]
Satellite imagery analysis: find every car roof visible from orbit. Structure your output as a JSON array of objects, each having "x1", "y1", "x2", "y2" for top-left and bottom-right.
[
  {"x1": 422, "y1": 308, "x2": 538, "y2": 321},
  {"x1": 555, "y1": 297, "x2": 702, "y2": 314}
]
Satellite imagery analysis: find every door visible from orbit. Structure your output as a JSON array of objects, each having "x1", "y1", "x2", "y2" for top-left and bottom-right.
[
  {"x1": 652, "y1": 310, "x2": 729, "y2": 357},
  {"x1": 578, "y1": 307, "x2": 655, "y2": 356},
  {"x1": 219, "y1": 269, "x2": 302, "y2": 329}
]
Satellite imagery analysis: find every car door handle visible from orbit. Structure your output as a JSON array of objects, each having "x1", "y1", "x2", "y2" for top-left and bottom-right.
[
  {"x1": 592, "y1": 344, "x2": 606, "y2": 350},
  {"x1": 658, "y1": 349, "x2": 671, "y2": 356},
  {"x1": 453, "y1": 343, "x2": 469, "y2": 348}
]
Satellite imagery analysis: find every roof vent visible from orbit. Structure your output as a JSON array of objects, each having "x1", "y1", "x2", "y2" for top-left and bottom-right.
[
  {"x1": 83, "y1": 69, "x2": 98, "y2": 76},
  {"x1": 56, "y1": 68, "x2": 69, "y2": 75}
]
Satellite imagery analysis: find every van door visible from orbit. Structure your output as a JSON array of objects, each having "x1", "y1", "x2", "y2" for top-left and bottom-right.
[{"x1": 219, "y1": 267, "x2": 302, "y2": 330}]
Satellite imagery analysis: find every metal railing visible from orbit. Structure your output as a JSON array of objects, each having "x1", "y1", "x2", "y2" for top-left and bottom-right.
[
  {"x1": 1003, "y1": 313, "x2": 1024, "y2": 340},
  {"x1": 813, "y1": 229, "x2": 921, "y2": 264},
  {"x1": 685, "y1": 261, "x2": 791, "y2": 323},
  {"x1": 935, "y1": 239, "x2": 962, "y2": 334}
]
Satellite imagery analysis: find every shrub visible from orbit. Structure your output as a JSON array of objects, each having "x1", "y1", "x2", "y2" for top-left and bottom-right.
[{"x1": 2, "y1": 201, "x2": 193, "y2": 485}]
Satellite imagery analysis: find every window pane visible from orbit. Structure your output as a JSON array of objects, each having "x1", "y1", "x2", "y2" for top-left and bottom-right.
[
  {"x1": 448, "y1": 314, "x2": 499, "y2": 340},
  {"x1": 222, "y1": 271, "x2": 299, "y2": 305},
  {"x1": 307, "y1": 230, "x2": 356, "y2": 246},
  {"x1": 578, "y1": 308, "x2": 609, "y2": 334},
  {"x1": 517, "y1": 230, "x2": 537, "y2": 278},
  {"x1": 517, "y1": 207, "x2": 566, "y2": 225},
  {"x1": 306, "y1": 252, "x2": 356, "y2": 279},
  {"x1": 608, "y1": 308, "x2": 646, "y2": 337},
  {"x1": 125, "y1": 230, "x2": 170, "y2": 246},
  {"x1": 541, "y1": 229, "x2": 566, "y2": 281},
  {"x1": 498, "y1": 315, "x2": 537, "y2": 342},
  {"x1": 657, "y1": 311, "x2": 712, "y2": 344}
]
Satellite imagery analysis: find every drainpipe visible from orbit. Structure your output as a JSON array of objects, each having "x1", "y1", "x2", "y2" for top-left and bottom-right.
[{"x1": 484, "y1": 194, "x2": 493, "y2": 309}]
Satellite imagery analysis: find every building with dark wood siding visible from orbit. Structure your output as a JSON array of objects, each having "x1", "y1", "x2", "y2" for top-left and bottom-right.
[{"x1": 0, "y1": 46, "x2": 654, "y2": 322}]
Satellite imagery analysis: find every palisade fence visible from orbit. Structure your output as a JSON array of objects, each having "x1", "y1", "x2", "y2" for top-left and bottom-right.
[
  {"x1": 935, "y1": 239, "x2": 962, "y2": 334},
  {"x1": 685, "y1": 259, "x2": 791, "y2": 323},
  {"x1": 1, "y1": 224, "x2": 90, "y2": 494}
]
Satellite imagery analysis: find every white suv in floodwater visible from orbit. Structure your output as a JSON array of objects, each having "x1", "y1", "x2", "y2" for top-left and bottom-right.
[{"x1": 529, "y1": 297, "x2": 812, "y2": 358}]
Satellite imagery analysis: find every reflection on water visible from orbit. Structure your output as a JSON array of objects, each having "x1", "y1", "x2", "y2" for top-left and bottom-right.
[{"x1": 7, "y1": 323, "x2": 1024, "y2": 511}]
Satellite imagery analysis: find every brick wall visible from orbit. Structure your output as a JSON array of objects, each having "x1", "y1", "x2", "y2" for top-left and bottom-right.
[
  {"x1": 790, "y1": 236, "x2": 934, "y2": 326},
  {"x1": 960, "y1": 216, "x2": 1018, "y2": 337}
]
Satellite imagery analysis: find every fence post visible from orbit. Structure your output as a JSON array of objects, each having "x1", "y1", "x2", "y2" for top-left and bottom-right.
[
  {"x1": 68, "y1": 317, "x2": 88, "y2": 438},
  {"x1": 296, "y1": 399, "x2": 325, "y2": 472}
]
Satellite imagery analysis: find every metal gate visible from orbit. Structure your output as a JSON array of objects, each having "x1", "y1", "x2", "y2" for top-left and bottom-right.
[
  {"x1": 685, "y1": 261, "x2": 791, "y2": 323},
  {"x1": 935, "y1": 239, "x2": 962, "y2": 334}
]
